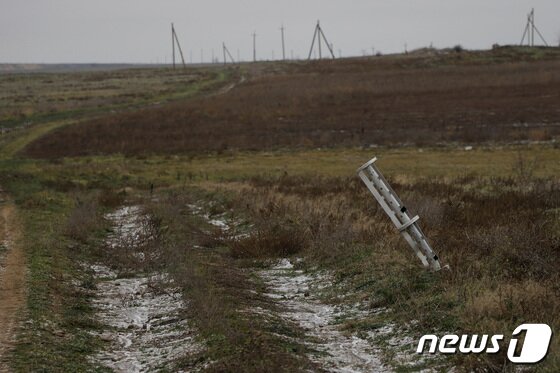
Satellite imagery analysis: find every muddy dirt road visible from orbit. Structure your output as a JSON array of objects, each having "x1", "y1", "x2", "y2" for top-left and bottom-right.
[{"x1": 0, "y1": 196, "x2": 26, "y2": 372}]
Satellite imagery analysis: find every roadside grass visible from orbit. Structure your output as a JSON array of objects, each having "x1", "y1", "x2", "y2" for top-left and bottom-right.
[
  {"x1": 0, "y1": 156, "x2": 136, "y2": 371},
  {"x1": 0, "y1": 171, "x2": 108, "y2": 371}
]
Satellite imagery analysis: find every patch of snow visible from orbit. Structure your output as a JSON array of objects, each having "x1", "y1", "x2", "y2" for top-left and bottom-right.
[
  {"x1": 104, "y1": 206, "x2": 150, "y2": 248},
  {"x1": 275, "y1": 258, "x2": 294, "y2": 270},
  {"x1": 91, "y1": 206, "x2": 201, "y2": 372},
  {"x1": 207, "y1": 217, "x2": 229, "y2": 230},
  {"x1": 186, "y1": 202, "x2": 234, "y2": 231},
  {"x1": 90, "y1": 264, "x2": 117, "y2": 279},
  {"x1": 260, "y1": 259, "x2": 391, "y2": 373},
  {"x1": 91, "y1": 266, "x2": 198, "y2": 372},
  {"x1": 365, "y1": 324, "x2": 439, "y2": 372},
  {"x1": 186, "y1": 203, "x2": 202, "y2": 214}
]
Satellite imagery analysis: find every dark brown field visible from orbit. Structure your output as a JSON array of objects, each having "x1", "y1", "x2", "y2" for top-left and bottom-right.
[{"x1": 23, "y1": 48, "x2": 560, "y2": 158}]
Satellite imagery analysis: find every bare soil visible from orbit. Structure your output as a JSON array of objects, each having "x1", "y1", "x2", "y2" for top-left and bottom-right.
[{"x1": 0, "y1": 197, "x2": 26, "y2": 372}]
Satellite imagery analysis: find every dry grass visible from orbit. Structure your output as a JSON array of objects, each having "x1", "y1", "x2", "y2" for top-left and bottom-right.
[
  {"x1": 64, "y1": 196, "x2": 102, "y2": 243},
  {"x1": 230, "y1": 223, "x2": 308, "y2": 259},
  {"x1": 137, "y1": 192, "x2": 317, "y2": 372},
  {"x1": 209, "y1": 168, "x2": 560, "y2": 371}
]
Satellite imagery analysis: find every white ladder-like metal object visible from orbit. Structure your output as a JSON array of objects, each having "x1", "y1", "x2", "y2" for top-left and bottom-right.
[{"x1": 357, "y1": 157, "x2": 442, "y2": 271}]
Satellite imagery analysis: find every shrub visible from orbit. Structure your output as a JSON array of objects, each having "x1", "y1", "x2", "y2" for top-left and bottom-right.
[
  {"x1": 64, "y1": 198, "x2": 101, "y2": 243},
  {"x1": 229, "y1": 223, "x2": 308, "y2": 259},
  {"x1": 453, "y1": 44, "x2": 464, "y2": 53}
]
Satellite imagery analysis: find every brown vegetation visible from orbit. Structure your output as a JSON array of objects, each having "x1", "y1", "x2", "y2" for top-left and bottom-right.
[
  {"x1": 212, "y1": 167, "x2": 560, "y2": 370},
  {"x1": 23, "y1": 50, "x2": 560, "y2": 158},
  {"x1": 230, "y1": 223, "x2": 308, "y2": 259},
  {"x1": 141, "y1": 193, "x2": 317, "y2": 372}
]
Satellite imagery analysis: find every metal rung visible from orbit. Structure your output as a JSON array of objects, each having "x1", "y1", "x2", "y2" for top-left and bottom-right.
[{"x1": 399, "y1": 215, "x2": 419, "y2": 232}]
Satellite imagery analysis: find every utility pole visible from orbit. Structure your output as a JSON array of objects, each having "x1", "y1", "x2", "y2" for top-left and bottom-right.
[
  {"x1": 222, "y1": 42, "x2": 235, "y2": 65},
  {"x1": 317, "y1": 21, "x2": 322, "y2": 59},
  {"x1": 252, "y1": 32, "x2": 257, "y2": 62},
  {"x1": 280, "y1": 24, "x2": 286, "y2": 60},
  {"x1": 521, "y1": 8, "x2": 548, "y2": 47},
  {"x1": 172, "y1": 23, "x2": 176, "y2": 69},
  {"x1": 171, "y1": 23, "x2": 186, "y2": 69},
  {"x1": 531, "y1": 9, "x2": 535, "y2": 46},
  {"x1": 307, "y1": 20, "x2": 336, "y2": 60}
]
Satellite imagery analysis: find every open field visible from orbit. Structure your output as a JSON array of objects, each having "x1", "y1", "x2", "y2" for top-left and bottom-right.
[
  {"x1": 0, "y1": 48, "x2": 559, "y2": 372},
  {"x1": 0, "y1": 66, "x2": 233, "y2": 131},
  {"x1": 0, "y1": 66, "x2": 236, "y2": 159},
  {"x1": 22, "y1": 47, "x2": 560, "y2": 158}
]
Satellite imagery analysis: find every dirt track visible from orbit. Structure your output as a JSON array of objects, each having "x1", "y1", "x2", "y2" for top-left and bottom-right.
[{"x1": 0, "y1": 197, "x2": 26, "y2": 372}]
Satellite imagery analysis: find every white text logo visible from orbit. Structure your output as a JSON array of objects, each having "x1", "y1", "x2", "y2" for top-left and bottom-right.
[{"x1": 417, "y1": 323, "x2": 552, "y2": 363}]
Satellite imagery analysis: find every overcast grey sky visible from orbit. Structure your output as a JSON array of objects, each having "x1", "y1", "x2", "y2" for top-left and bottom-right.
[{"x1": 1, "y1": 0, "x2": 559, "y2": 63}]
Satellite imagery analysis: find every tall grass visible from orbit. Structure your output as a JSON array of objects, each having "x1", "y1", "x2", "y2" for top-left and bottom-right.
[{"x1": 216, "y1": 172, "x2": 560, "y2": 371}]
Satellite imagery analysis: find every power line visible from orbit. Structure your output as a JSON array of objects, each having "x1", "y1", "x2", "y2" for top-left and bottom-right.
[
  {"x1": 280, "y1": 24, "x2": 286, "y2": 60},
  {"x1": 252, "y1": 31, "x2": 257, "y2": 62}
]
